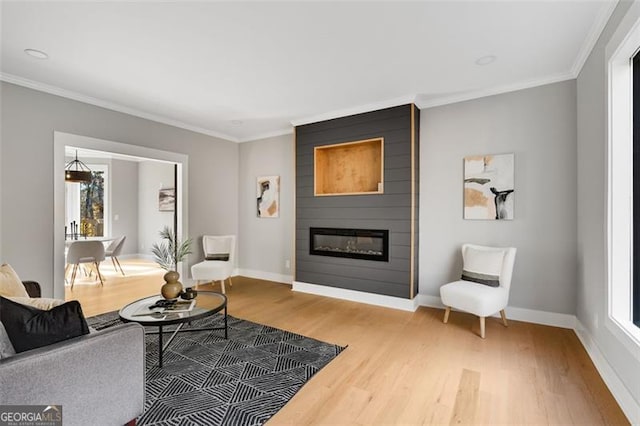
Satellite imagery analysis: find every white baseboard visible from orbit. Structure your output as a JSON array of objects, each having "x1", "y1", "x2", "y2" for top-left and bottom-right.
[
  {"x1": 237, "y1": 268, "x2": 293, "y2": 284},
  {"x1": 292, "y1": 281, "x2": 419, "y2": 312},
  {"x1": 574, "y1": 321, "x2": 640, "y2": 424},
  {"x1": 417, "y1": 294, "x2": 576, "y2": 329}
]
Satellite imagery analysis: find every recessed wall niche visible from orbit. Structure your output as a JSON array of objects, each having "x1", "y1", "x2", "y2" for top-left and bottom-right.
[{"x1": 314, "y1": 137, "x2": 384, "y2": 196}]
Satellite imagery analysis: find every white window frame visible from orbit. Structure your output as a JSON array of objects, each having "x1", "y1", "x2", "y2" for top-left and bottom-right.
[{"x1": 606, "y1": 1, "x2": 640, "y2": 352}]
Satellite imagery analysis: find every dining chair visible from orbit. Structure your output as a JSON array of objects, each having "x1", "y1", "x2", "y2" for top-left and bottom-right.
[
  {"x1": 191, "y1": 235, "x2": 236, "y2": 294},
  {"x1": 439, "y1": 243, "x2": 517, "y2": 338},
  {"x1": 66, "y1": 241, "x2": 106, "y2": 290},
  {"x1": 105, "y1": 235, "x2": 126, "y2": 276}
]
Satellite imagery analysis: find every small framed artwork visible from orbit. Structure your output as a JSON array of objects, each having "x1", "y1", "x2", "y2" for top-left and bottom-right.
[
  {"x1": 257, "y1": 176, "x2": 279, "y2": 218},
  {"x1": 159, "y1": 188, "x2": 175, "y2": 212},
  {"x1": 464, "y1": 154, "x2": 514, "y2": 220}
]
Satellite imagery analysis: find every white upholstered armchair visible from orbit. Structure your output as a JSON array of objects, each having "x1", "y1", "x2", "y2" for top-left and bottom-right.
[
  {"x1": 439, "y1": 244, "x2": 517, "y2": 338},
  {"x1": 191, "y1": 235, "x2": 236, "y2": 294}
]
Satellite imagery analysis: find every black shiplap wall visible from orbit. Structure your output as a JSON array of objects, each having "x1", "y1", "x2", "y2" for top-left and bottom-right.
[{"x1": 295, "y1": 104, "x2": 419, "y2": 299}]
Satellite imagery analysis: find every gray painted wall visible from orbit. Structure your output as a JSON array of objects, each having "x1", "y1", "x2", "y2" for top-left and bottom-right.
[
  {"x1": 295, "y1": 105, "x2": 419, "y2": 299},
  {"x1": 110, "y1": 158, "x2": 139, "y2": 255},
  {"x1": 137, "y1": 161, "x2": 174, "y2": 256},
  {"x1": 238, "y1": 134, "x2": 294, "y2": 280},
  {"x1": 576, "y1": 0, "x2": 639, "y2": 409},
  {"x1": 419, "y1": 80, "x2": 577, "y2": 314},
  {"x1": 0, "y1": 82, "x2": 239, "y2": 297}
]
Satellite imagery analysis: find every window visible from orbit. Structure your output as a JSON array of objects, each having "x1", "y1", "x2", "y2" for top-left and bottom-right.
[
  {"x1": 634, "y1": 51, "x2": 640, "y2": 327},
  {"x1": 65, "y1": 165, "x2": 108, "y2": 237},
  {"x1": 607, "y1": 1, "x2": 640, "y2": 345}
]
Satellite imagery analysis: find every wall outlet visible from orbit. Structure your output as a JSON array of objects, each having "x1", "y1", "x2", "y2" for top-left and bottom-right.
[{"x1": 285, "y1": 259, "x2": 290, "y2": 269}]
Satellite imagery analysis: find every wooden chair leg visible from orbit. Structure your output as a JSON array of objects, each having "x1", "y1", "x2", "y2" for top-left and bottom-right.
[
  {"x1": 443, "y1": 306, "x2": 451, "y2": 323},
  {"x1": 220, "y1": 280, "x2": 226, "y2": 294},
  {"x1": 70, "y1": 264, "x2": 78, "y2": 290},
  {"x1": 114, "y1": 256, "x2": 125, "y2": 275},
  {"x1": 95, "y1": 262, "x2": 104, "y2": 286},
  {"x1": 479, "y1": 316, "x2": 486, "y2": 339},
  {"x1": 228, "y1": 276, "x2": 233, "y2": 287},
  {"x1": 500, "y1": 309, "x2": 508, "y2": 327}
]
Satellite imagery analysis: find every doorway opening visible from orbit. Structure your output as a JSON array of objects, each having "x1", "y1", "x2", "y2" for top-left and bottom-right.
[{"x1": 54, "y1": 132, "x2": 189, "y2": 311}]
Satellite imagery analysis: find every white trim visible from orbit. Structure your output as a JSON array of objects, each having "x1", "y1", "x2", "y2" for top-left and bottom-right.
[
  {"x1": 238, "y1": 128, "x2": 294, "y2": 143},
  {"x1": 0, "y1": 72, "x2": 238, "y2": 142},
  {"x1": 605, "y1": 0, "x2": 640, "y2": 348},
  {"x1": 572, "y1": 1, "x2": 619, "y2": 77},
  {"x1": 292, "y1": 281, "x2": 419, "y2": 312},
  {"x1": 417, "y1": 294, "x2": 577, "y2": 329},
  {"x1": 575, "y1": 321, "x2": 640, "y2": 425},
  {"x1": 291, "y1": 95, "x2": 417, "y2": 126},
  {"x1": 237, "y1": 268, "x2": 293, "y2": 284},
  {"x1": 416, "y1": 72, "x2": 575, "y2": 109}
]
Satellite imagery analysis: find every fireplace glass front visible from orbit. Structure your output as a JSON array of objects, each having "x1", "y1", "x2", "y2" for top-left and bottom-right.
[{"x1": 309, "y1": 227, "x2": 389, "y2": 262}]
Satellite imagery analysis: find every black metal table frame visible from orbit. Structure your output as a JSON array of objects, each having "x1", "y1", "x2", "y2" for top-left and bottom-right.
[
  {"x1": 120, "y1": 292, "x2": 228, "y2": 368},
  {"x1": 146, "y1": 304, "x2": 227, "y2": 368}
]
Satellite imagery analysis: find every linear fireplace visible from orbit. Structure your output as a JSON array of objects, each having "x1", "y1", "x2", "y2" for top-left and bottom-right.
[{"x1": 310, "y1": 227, "x2": 389, "y2": 262}]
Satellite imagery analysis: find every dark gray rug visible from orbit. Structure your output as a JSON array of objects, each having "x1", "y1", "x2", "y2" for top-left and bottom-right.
[{"x1": 87, "y1": 311, "x2": 346, "y2": 426}]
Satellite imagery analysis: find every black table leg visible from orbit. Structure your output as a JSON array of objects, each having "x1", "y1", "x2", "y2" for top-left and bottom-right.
[
  {"x1": 158, "y1": 325, "x2": 163, "y2": 368},
  {"x1": 224, "y1": 305, "x2": 228, "y2": 339}
]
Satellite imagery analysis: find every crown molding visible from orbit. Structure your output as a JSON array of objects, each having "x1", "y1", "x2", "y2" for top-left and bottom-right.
[
  {"x1": 0, "y1": 72, "x2": 240, "y2": 143},
  {"x1": 238, "y1": 127, "x2": 294, "y2": 143},
  {"x1": 415, "y1": 71, "x2": 575, "y2": 109},
  {"x1": 572, "y1": 0, "x2": 619, "y2": 78},
  {"x1": 291, "y1": 94, "x2": 416, "y2": 127}
]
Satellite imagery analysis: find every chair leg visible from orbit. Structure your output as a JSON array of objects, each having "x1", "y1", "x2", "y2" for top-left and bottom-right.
[
  {"x1": 95, "y1": 262, "x2": 104, "y2": 286},
  {"x1": 479, "y1": 317, "x2": 486, "y2": 339},
  {"x1": 114, "y1": 256, "x2": 125, "y2": 276},
  {"x1": 70, "y1": 264, "x2": 78, "y2": 290},
  {"x1": 500, "y1": 309, "x2": 508, "y2": 327},
  {"x1": 443, "y1": 306, "x2": 451, "y2": 323},
  {"x1": 220, "y1": 280, "x2": 226, "y2": 294},
  {"x1": 228, "y1": 276, "x2": 233, "y2": 287}
]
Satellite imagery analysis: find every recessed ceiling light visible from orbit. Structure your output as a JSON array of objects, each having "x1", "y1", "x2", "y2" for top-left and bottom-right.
[
  {"x1": 475, "y1": 55, "x2": 496, "y2": 66},
  {"x1": 230, "y1": 120, "x2": 243, "y2": 126},
  {"x1": 24, "y1": 48, "x2": 49, "y2": 59}
]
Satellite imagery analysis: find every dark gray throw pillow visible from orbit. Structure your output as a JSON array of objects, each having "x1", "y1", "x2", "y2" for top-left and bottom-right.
[
  {"x1": 205, "y1": 253, "x2": 229, "y2": 261},
  {"x1": 461, "y1": 270, "x2": 500, "y2": 287},
  {"x1": 0, "y1": 296, "x2": 89, "y2": 353}
]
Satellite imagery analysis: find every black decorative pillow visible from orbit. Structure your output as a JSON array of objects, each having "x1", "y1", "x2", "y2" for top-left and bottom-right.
[
  {"x1": 0, "y1": 296, "x2": 89, "y2": 353},
  {"x1": 205, "y1": 253, "x2": 229, "y2": 261},
  {"x1": 461, "y1": 270, "x2": 500, "y2": 287}
]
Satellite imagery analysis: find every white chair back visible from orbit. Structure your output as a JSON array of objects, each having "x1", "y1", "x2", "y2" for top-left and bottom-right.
[
  {"x1": 202, "y1": 235, "x2": 236, "y2": 263},
  {"x1": 67, "y1": 241, "x2": 106, "y2": 264},
  {"x1": 461, "y1": 244, "x2": 517, "y2": 291}
]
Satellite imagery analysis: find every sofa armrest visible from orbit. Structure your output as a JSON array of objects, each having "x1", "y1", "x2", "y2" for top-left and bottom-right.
[
  {"x1": 0, "y1": 323, "x2": 145, "y2": 426},
  {"x1": 21, "y1": 281, "x2": 41, "y2": 298}
]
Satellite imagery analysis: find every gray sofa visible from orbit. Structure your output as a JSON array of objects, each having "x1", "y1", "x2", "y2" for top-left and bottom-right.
[{"x1": 0, "y1": 282, "x2": 145, "y2": 426}]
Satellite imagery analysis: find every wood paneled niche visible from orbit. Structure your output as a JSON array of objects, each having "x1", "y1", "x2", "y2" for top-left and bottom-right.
[{"x1": 314, "y1": 138, "x2": 384, "y2": 196}]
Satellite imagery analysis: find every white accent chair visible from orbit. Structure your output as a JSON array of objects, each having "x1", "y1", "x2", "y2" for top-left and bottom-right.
[
  {"x1": 440, "y1": 244, "x2": 517, "y2": 338},
  {"x1": 66, "y1": 241, "x2": 106, "y2": 290},
  {"x1": 105, "y1": 235, "x2": 126, "y2": 276},
  {"x1": 191, "y1": 235, "x2": 236, "y2": 294}
]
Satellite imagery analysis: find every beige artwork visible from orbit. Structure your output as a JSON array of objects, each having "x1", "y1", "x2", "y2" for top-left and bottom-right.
[
  {"x1": 257, "y1": 176, "x2": 279, "y2": 218},
  {"x1": 464, "y1": 154, "x2": 514, "y2": 220}
]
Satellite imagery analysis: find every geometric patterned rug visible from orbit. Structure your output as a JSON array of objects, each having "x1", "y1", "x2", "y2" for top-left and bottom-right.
[{"x1": 87, "y1": 311, "x2": 346, "y2": 426}]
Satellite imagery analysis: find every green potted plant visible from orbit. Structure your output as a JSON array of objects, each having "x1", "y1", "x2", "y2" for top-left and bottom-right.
[{"x1": 151, "y1": 226, "x2": 193, "y2": 299}]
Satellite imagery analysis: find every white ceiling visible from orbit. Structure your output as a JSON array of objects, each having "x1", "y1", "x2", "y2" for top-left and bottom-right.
[{"x1": 1, "y1": 1, "x2": 616, "y2": 142}]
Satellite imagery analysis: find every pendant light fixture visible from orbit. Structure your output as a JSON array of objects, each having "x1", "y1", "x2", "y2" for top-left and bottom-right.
[{"x1": 65, "y1": 150, "x2": 93, "y2": 182}]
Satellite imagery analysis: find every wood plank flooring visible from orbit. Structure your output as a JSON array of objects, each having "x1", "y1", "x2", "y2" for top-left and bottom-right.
[{"x1": 67, "y1": 261, "x2": 629, "y2": 425}]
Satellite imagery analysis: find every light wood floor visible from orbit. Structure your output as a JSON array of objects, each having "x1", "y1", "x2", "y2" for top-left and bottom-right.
[{"x1": 68, "y1": 261, "x2": 629, "y2": 425}]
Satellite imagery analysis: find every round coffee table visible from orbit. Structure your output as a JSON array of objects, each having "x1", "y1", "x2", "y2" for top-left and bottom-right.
[{"x1": 119, "y1": 291, "x2": 227, "y2": 367}]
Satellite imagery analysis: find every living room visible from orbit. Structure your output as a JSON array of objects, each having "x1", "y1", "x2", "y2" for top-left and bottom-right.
[{"x1": 1, "y1": 1, "x2": 640, "y2": 425}]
